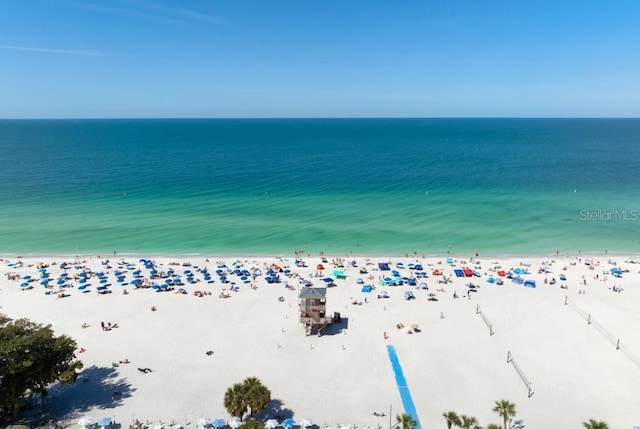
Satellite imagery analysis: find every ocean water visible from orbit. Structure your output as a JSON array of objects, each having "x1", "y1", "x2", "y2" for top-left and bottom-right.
[{"x1": 1, "y1": 118, "x2": 639, "y2": 256}]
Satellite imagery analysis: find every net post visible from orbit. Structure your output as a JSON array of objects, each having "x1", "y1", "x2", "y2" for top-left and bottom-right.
[
  {"x1": 616, "y1": 339, "x2": 620, "y2": 350},
  {"x1": 588, "y1": 314, "x2": 591, "y2": 325},
  {"x1": 564, "y1": 295, "x2": 568, "y2": 305},
  {"x1": 476, "y1": 304, "x2": 480, "y2": 314}
]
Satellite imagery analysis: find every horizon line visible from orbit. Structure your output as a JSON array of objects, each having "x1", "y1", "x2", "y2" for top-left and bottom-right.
[{"x1": 1, "y1": 116, "x2": 639, "y2": 121}]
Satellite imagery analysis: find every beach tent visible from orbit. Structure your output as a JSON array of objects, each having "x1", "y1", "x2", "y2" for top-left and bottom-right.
[
  {"x1": 404, "y1": 291, "x2": 415, "y2": 300},
  {"x1": 212, "y1": 419, "x2": 226, "y2": 428},
  {"x1": 228, "y1": 420, "x2": 241, "y2": 429},
  {"x1": 378, "y1": 262, "x2": 390, "y2": 271},
  {"x1": 454, "y1": 269, "x2": 464, "y2": 278},
  {"x1": 361, "y1": 285, "x2": 372, "y2": 293},
  {"x1": 282, "y1": 419, "x2": 295, "y2": 428},
  {"x1": 265, "y1": 420, "x2": 279, "y2": 429},
  {"x1": 333, "y1": 269, "x2": 346, "y2": 279},
  {"x1": 300, "y1": 419, "x2": 314, "y2": 428},
  {"x1": 524, "y1": 280, "x2": 536, "y2": 288},
  {"x1": 559, "y1": 273, "x2": 567, "y2": 281},
  {"x1": 512, "y1": 276, "x2": 524, "y2": 285}
]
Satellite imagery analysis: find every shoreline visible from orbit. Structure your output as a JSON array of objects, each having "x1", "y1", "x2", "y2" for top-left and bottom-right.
[{"x1": 0, "y1": 249, "x2": 635, "y2": 260}]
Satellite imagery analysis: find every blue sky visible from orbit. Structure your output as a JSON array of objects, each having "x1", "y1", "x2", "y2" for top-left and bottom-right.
[{"x1": 1, "y1": 0, "x2": 639, "y2": 118}]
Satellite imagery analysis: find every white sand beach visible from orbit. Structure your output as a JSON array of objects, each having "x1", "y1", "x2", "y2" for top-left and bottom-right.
[{"x1": 2, "y1": 253, "x2": 640, "y2": 428}]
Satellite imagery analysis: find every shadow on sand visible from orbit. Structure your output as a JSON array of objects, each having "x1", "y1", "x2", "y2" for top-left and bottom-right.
[
  {"x1": 262, "y1": 398, "x2": 294, "y2": 421},
  {"x1": 44, "y1": 365, "x2": 135, "y2": 423},
  {"x1": 318, "y1": 317, "x2": 348, "y2": 336}
]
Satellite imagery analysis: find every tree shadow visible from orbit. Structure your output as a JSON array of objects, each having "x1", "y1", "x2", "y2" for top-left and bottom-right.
[
  {"x1": 262, "y1": 399, "x2": 293, "y2": 420},
  {"x1": 45, "y1": 365, "x2": 136, "y2": 422}
]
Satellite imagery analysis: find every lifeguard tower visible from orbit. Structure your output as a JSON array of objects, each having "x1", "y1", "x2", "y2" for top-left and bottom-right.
[{"x1": 299, "y1": 287, "x2": 328, "y2": 336}]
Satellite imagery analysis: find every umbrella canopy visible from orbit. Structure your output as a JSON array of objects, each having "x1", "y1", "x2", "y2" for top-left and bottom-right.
[
  {"x1": 282, "y1": 419, "x2": 295, "y2": 428},
  {"x1": 78, "y1": 417, "x2": 93, "y2": 427},
  {"x1": 265, "y1": 420, "x2": 279, "y2": 429},
  {"x1": 300, "y1": 419, "x2": 314, "y2": 428},
  {"x1": 98, "y1": 417, "x2": 112, "y2": 427},
  {"x1": 228, "y1": 420, "x2": 242, "y2": 429},
  {"x1": 212, "y1": 420, "x2": 226, "y2": 428},
  {"x1": 198, "y1": 418, "x2": 212, "y2": 428}
]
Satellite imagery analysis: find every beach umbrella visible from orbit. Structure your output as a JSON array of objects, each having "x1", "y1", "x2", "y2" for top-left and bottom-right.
[
  {"x1": 212, "y1": 419, "x2": 226, "y2": 428},
  {"x1": 300, "y1": 419, "x2": 314, "y2": 428},
  {"x1": 265, "y1": 420, "x2": 279, "y2": 429},
  {"x1": 198, "y1": 418, "x2": 212, "y2": 428},
  {"x1": 98, "y1": 417, "x2": 112, "y2": 428},
  {"x1": 282, "y1": 419, "x2": 295, "y2": 428},
  {"x1": 78, "y1": 417, "x2": 93, "y2": 427},
  {"x1": 228, "y1": 420, "x2": 241, "y2": 429}
]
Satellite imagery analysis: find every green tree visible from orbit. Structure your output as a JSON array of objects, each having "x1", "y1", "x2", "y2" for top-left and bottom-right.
[
  {"x1": 224, "y1": 383, "x2": 248, "y2": 419},
  {"x1": 442, "y1": 411, "x2": 461, "y2": 429},
  {"x1": 238, "y1": 422, "x2": 265, "y2": 429},
  {"x1": 582, "y1": 420, "x2": 609, "y2": 429},
  {"x1": 243, "y1": 378, "x2": 271, "y2": 420},
  {"x1": 486, "y1": 424, "x2": 502, "y2": 429},
  {"x1": 395, "y1": 413, "x2": 417, "y2": 429},
  {"x1": 0, "y1": 318, "x2": 82, "y2": 419},
  {"x1": 223, "y1": 377, "x2": 272, "y2": 421},
  {"x1": 458, "y1": 415, "x2": 479, "y2": 429},
  {"x1": 492, "y1": 400, "x2": 516, "y2": 429}
]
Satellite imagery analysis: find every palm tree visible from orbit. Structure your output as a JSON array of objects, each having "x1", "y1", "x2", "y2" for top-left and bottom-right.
[
  {"x1": 224, "y1": 383, "x2": 247, "y2": 420},
  {"x1": 245, "y1": 383, "x2": 271, "y2": 420},
  {"x1": 458, "y1": 415, "x2": 478, "y2": 429},
  {"x1": 492, "y1": 400, "x2": 516, "y2": 429},
  {"x1": 395, "y1": 413, "x2": 417, "y2": 429},
  {"x1": 582, "y1": 419, "x2": 609, "y2": 429},
  {"x1": 442, "y1": 411, "x2": 461, "y2": 429},
  {"x1": 486, "y1": 424, "x2": 502, "y2": 429}
]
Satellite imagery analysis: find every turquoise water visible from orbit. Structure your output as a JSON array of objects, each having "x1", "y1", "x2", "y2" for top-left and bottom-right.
[
  {"x1": 1, "y1": 118, "x2": 639, "y2": 256},
  {"x1": 387, "y1": 345, "x2": 421, "y2": 429}
]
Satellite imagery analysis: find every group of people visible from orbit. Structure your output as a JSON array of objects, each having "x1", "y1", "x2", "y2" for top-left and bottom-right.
[{"x1": 101, "y1": 321, "x2": 116, "y2": 331}]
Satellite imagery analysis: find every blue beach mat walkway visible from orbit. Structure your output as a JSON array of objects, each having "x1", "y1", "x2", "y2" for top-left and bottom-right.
[{"x1": 387, "y1": 345, "x2": 422, "y2": 429}]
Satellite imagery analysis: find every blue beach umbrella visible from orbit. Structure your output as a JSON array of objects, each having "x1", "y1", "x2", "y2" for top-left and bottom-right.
[
  {"x1": 212, "y1": 419, "x2": 226, "y2": 428},
  {"x1": 282, "y1": 419, "x2": 295, "y2": 427},
  {"x1": 98, "y1": 417, "x2": 112, "y2": 428}
]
